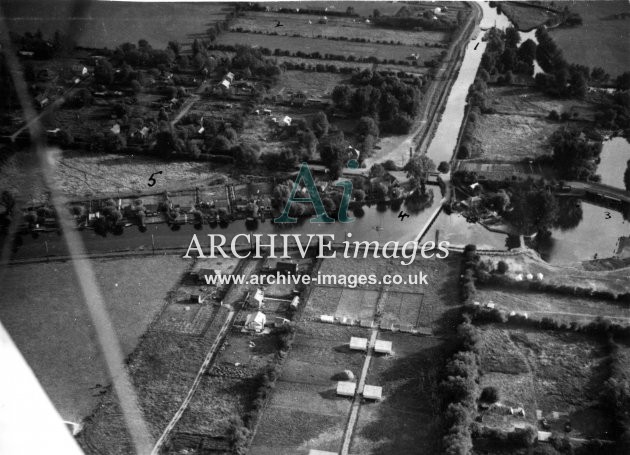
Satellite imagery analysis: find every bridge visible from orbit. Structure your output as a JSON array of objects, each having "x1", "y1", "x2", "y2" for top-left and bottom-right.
[{"x1": 558, "y1": 181, "x2": 630, "y2": 204}]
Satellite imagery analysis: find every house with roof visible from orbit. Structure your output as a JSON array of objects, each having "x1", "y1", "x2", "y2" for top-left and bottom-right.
[{"x1": 245, "y1": 311, "x2": 266, "y2": 332}]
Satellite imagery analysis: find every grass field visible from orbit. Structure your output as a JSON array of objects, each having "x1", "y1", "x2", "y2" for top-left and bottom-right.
[
  {"x1": 231, "y1": 12, "x2": 449, "y2": 47},
  {"x1": 250, "y1": 322, "x2": 369, "y2": 455},
  {"x1": 349, "y1": 334, "x2": 453, "y2": 455},
  {"x1": 1, "y1": 0, "x2": 229, "y2": 49},
  {"x1": 550, "y1": 1, "x2": 630, "y2": 78},
  {"x1": 320, "y1": 255, "x2": 461, "y2": 332},
  {"x1": 0, "y1": 255, "x2": 189, "y2": 422},
  {"x1": 215, "y1": 31, "x2": 440, "y2": 64},
  {"x1": 498, "y1": 2, "x2": 554, "y2": 31},
  {"x1": 477, "y1": 325, "x2": 613, "y2": 439},
  {"x1": 466, "y1": 86, "x2": 596, "y2": 162},
  {"x1": 54, "y1": 150, "x2": 231, "y2": 199}
]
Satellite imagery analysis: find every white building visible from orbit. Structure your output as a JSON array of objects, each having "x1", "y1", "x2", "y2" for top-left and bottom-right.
[{"x1": 245, "y1": 311, "x2": 266, "y2": 332}]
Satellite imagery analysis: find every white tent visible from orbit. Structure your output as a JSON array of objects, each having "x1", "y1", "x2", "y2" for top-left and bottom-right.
[
  {"x1": 336, "y1": 381, "x2": 356, "y2": 397},
  {"x1": 374, "y1": 340, "x2": 392, "y2": 355},
  {"x1": 363, "y1": 385, "x2": 382, "y2": 400},
  {"x1": 245, "y1": 311, "x2": 266, "y2": 332},
  {"x1": 349, "y1": 337, "x2": 368, "y2": 351}
]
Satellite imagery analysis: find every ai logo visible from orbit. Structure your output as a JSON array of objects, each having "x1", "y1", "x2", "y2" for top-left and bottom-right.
[{"x1": 274, "y1": 161, "x2": 357, "y2": 223}]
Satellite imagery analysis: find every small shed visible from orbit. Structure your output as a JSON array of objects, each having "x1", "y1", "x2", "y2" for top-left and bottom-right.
[
  {"x1": 278, "y1": 261, "x2": 298, "y2": 274},
  {"x1": 281, "y1": 115, "x2": 292, "y2": 127},
  {"x1": 374, "y1": 340, "x2": 393, "y2": 355},
  {"x1": 320, "y1": 315, "x2": 334, "y2": 323},
  {"x1": 245, "y1": 311, "x2": 266, "y2": 332},
  {"x1": 219, "y1": 79, "x2": 230, "y2": 90},
  {"x1": 251, "y1": 288, "x2": 264, "y2": 308},
  {"x1": 363, "y1": 385, "x2": 382, "y2": 401},
  {"x1": 290, "y1": 295, "x2": 300, "y2": 309},
  {"x1": 225, "y1": 72, "x2": 234, "y2": 82},
  {"x1": 537, "y1": 431, "x2": 552, "y2": 442},
  {"x1": 336, "y1": 381, "x2": 356, "y2": 397},
  {"x1": 349, "y1": 337, "x2": 368, "y2": 351}
]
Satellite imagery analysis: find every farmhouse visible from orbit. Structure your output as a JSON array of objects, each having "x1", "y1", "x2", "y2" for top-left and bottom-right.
[{"x1": 245, "y1": 311, "x2": 266, "y2": 332}]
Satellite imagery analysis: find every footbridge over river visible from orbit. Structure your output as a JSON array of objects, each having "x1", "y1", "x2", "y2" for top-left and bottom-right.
[{"x1": 558, "y1": 181, "x2": 630, "y2": 204}]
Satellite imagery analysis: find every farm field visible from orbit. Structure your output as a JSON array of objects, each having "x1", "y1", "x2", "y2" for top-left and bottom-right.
[
  {"x1": 549, "y1": 1, "x2": 630, "y2": 78},
  {"x1": 349, "y1": 333, "x2": 453, "y2": 455},
  {"x1": 304, "y1": 285, "x2": 379, "y2": 321},
  {"x1": 1, "y1": 0, "x2": 229, "y2": 49},
  {"x1": 215, "y1": 31, "x2": 441, "y2": 64},
  {"x1": 78, "y1": 258, "x2": 261, "y2": 453},
  {"x1": 475, "y1": 286, "x2": 630, "y2": 325},
  {"x1": 0, "y1": 255, "x2": 189, "y2": 422},
  {"x1": 476, "y1": 325, "x2": 613, "y2": 439},
  {"x1": 249, "y1": 322, "x2": 369, "y2": 455},
  {"x1": 320, "y1": 255, "x2": 461, "y2": 332},
  {"x1": 231, "y1": 12, "x2": 450, "y2": 47},
  {"x1": 53, "y1": 150, "x2": 231, "y2": 200},
  {"x1": 497, "y1": 2, "x2": 555, "y2": 32},
  {"x1": 464, "y1": 86, "x2": 596, "y2": 162}
]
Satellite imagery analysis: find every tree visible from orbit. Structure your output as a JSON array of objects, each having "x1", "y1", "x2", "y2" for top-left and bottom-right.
[
  {"x1": 373, "y1": 9, "x2": 381, "y2": 18},
  {"x1": 167, "y1": 40, "x2": 180, "y2": 55},
  {"x1": 437, "y1": 161, "x2": 450, "y2": 174},
  {"x1": 332, "y1": 85, "x2": 352, "y2": 109},
  {"x1": 480, "y1": 386, "x2": 499, "y2": 404},
  {"x1": 617, "y1": 72, "x2": 630, "y2": 91},
  {"x1": 353, "y1": 189, "x2": 366, "y2": 202},
  {"x1": 232, "y1": 143, "x2": 258, "y2": 169},
  {"x1": 369, "y1": 163, "x2": 385, "y2": 178},
  {"x1": 94, "y1": 59, "x2": 114, "y2": 85},
  {"x1": 505, "y1": 26, "x2": 521, "y2": 49},
  {"x1": 311, "y1": 111, "x2": 329, "y2": 138},
  {"x1": 404, "y1": 154, "x2": 435, "y2": 181},
  {"x1": 130, "y1": 79, "x2": 142, "y2": 93},
  {"x1": 356, "y1": 116, "x2": 379, "y2": 138},
  {"x1": 496, "y1": 261, "x2": 509, "y2": 274}
]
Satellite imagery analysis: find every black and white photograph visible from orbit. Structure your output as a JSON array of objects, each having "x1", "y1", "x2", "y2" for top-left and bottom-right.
[{"x1": 0, "y1": 1, "x2": 629, "y2": 454}]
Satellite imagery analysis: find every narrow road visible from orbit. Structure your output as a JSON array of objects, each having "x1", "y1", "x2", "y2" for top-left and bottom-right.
[{"x1": 340, "y1": 286, "x2": 388, "y2": 455}]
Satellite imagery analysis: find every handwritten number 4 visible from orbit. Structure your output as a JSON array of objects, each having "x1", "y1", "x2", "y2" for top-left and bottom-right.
[{"x1": 148, "y1": 171, "x2": 163, "y2": 187}]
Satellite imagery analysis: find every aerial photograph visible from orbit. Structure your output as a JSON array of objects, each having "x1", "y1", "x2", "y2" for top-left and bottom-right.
[{"x1": 0, "y1": 0, "x2": 629, "y2": 454}]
